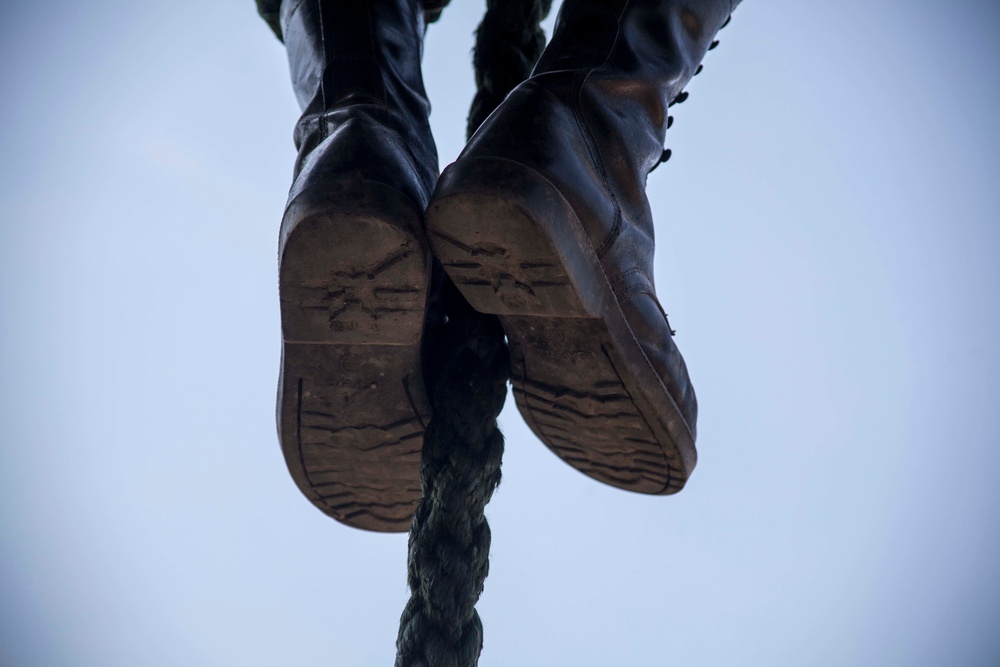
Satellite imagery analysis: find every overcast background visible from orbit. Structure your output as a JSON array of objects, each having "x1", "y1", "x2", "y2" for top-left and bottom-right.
[{"x1": 2, "y1": 1, "x2": 999, "y2": 665}]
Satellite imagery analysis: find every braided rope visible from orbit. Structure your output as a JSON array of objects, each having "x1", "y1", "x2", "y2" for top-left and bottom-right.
[
  {"x1": 468, "y1": 0, "x2": 553, "y2": 137},
  {"x1": 393, "y1": 283, "x2": 508, "y2": 667},
  {"x1": 394, "y1": 2, "x2": 550, "y2": 665},
  {"x1": 391, "y1": 3, "x2": 740, "y2": 665}
]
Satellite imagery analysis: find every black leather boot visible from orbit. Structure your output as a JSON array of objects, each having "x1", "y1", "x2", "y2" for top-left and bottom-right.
[
  {"x1": 425, "y1": 0, "x2": 739, "y2": 494},
  {"x1": 276, "y1": 0, "x2": 438, "y2": 531}
]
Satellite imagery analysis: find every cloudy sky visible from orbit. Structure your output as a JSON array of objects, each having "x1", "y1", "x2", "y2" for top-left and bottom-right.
[{"x1": 1, "y1": 1, "x2": 998, "y2": 665}]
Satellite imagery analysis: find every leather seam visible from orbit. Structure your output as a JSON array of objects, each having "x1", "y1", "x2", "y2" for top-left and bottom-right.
[{"x1": 576, "y1": 0, "x2": 631, "y2": 260}]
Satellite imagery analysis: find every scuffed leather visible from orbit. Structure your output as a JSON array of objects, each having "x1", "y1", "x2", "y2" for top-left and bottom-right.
[
  {"x1": 280, "y1": 0, "x2": 438, "y2": 210},
  {"x1": 457, "y1": 0, "x2": 738, "y2": 433},
  {"x1": 620, "y1": 293, "x2": 698, "y2": 435}
]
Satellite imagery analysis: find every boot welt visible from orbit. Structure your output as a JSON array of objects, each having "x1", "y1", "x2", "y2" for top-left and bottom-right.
[
  {"x1": 427, "y1": 157, "x2": 695, "y2": 494},
  {"x1": 277, "y1": 179, "x2": 431, "y2": 531}
]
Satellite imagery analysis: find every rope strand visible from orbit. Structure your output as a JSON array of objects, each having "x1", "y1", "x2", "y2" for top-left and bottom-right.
[
  {"x1": 468, "y1": 0, "x2": 553, "y2": 136},
  {"x1": 395, "y1": 1, "x2": 551, "y2": 664},
  {"x1": 394, "y1": 284, "x2": 508, "y2": 667}
]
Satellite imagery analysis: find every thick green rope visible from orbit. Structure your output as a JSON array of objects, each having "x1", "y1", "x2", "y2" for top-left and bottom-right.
[{"x1": 393, "y1": 1, "x2": 551, "y2": 665}]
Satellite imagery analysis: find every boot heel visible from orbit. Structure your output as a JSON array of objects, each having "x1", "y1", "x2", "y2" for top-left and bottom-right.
[
  {"x1": 279, "y1": 180, "x2": 429, "y2": 346},
  {"x1": 427, "y1": 158, "x2": 607, "y2": 319}
]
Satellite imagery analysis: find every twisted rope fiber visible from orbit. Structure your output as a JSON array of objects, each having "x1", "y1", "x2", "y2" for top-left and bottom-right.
[
  {"x1": 468, "y1": 0, "x2": 554, "y2": 138},
  {"x1": 394, "y1": 284, "x2": 508, "y2": 667},
  {"x1": 394, "y1": 1, "x2": 551, "y2": 665}
]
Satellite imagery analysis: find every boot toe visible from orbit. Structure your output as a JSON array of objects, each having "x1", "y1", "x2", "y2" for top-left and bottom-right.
[{"x1": 619, "y1": 290, "x2": 698, "y2": 440}]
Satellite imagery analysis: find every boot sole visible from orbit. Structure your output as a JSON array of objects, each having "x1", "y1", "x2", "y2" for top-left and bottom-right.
[
  {"x1": 426, "y1": 158, "x2": 695, "y2": 494},
  {"x1": 278, "y1": 180, "x2": 430, "y2": 531}
]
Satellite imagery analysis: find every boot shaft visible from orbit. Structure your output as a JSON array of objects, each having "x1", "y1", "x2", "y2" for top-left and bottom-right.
[
  {"x1": 532, "y1": 0, "x2": 739, "y2": 167},
  {"x1": 464, "y1": 0, "x2": 739, "y2": 252},
  {"x1": 280, "y1": 0, "x2": 437, "y2": 189},
  {"x1": 536, "y1": 0, "x2": 738, "y2": 79}
]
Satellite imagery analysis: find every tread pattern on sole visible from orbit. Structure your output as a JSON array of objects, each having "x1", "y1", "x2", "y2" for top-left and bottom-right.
[
  {"x1": 278, "y1": 194, "x2": 430, "y2": 532},
  {"x1": 508, "y1": 319, "x2": 683, "y2": 494},
  {"x1": 427, "y1": 158, "x2": 693, "y2": 494},
  {"x1": 427, "y1": 192, "x2": 602, "y2": 319},
  {"x1": 280, "y1": 215, "x2": 426, "y2": 345},
  {"x1": 431, "y1": 228, "x2": 578, "y2": 316},
  {"x1": 290, "y1": 365, "x2": 425, "y2": 530}
]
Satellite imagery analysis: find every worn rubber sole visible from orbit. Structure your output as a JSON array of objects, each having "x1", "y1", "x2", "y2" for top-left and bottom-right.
[
  {"x1": 277, "y1": 180, "x2": 430, "y2": 531},
  {"x1": 426, "y1": 157, "x2": 695, "y2": 494}
]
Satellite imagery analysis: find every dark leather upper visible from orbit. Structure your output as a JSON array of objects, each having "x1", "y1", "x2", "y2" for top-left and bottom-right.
[
  {"x1": 456, "y1": 0, "x2": 738, "y2": 435},
  {"x1": 280, "y1": 0, "x2": 438, "y2": 210}
]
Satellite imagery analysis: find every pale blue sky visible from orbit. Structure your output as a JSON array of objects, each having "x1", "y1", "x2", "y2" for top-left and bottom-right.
[{"x1": 1, "y1": 1, "x2": 998, "y2": 665}]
